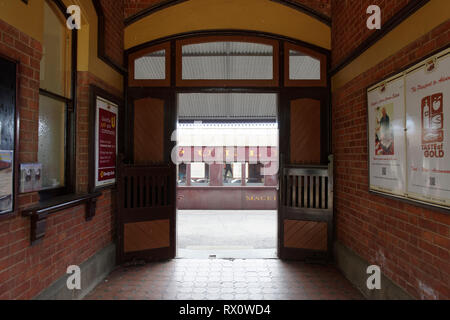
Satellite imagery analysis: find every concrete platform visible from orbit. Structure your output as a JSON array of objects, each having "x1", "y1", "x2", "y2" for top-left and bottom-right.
[{"x1": 177, "y1": 210, "x2": 277, "y2": 259}]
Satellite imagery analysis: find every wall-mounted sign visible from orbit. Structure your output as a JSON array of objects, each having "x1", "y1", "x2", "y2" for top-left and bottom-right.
[
  {"x1": 94, "y1": 97, "x2": 118, "y2": 189},
  {"x1": 368, "y1": 47, "x2": 450, "y2": 210}
]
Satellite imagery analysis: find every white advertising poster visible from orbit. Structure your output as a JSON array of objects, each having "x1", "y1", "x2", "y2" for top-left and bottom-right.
[
  {"x1": 368, "y1": 76, "x2": 406, "y2": 195},
  {"x1": 95, "y1": 97, "x2": 118, "y2": 188},
  {"x1": 405, "y1": 50, "x2": 450, "y2": 207}
]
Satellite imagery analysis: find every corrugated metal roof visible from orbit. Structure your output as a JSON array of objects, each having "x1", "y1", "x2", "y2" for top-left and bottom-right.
[{"x1": 178, "y1": 93, "x2": 277, "y2": 120}]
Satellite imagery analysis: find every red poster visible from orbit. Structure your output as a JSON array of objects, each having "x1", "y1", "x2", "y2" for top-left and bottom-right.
[{"x1": 97, "y1": 107, "x2": 117, "y2": 183}]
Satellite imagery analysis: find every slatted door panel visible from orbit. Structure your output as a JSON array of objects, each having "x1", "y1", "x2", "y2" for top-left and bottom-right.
[
  {"x1": 117, "y1": 163, "x2": 175, "y2": 263},
  {"x1": 279, "y1": 165, "x2": 333, "y2": 261}
]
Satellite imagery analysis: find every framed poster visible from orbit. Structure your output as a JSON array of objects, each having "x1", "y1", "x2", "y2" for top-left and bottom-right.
[
  {"x1": 405, "y1": 50, "x2": 450, "y2": 207},
  {"x1": 89, "y1": 86, "x2": 121, "y2": 191},
  {"x1": 367, "y1": 47, "x2": 450, "y2": 211},
  {"x1": 0, "y1": 56, "x2": 17, "y2": 216},
  {"x1": 368, "y1": 75, "x2": 406, "y2": 196}
]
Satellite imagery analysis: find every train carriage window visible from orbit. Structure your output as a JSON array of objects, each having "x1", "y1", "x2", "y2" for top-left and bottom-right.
[
  {"x1": 178, "y1": 163, "x2": 187, "y2": 185},
  {"x1": 190, "y1": 162, "x2": 209, "y2": 185},
  {"x1": 246, "y1": 163, "x2": 264, "y2": 185},
  {"x1": 223, "y1": 162, "x2": 245, "y2": 185}
]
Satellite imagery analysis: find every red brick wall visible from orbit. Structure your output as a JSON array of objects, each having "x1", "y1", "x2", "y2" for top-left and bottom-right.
[
  {"x1": 124, "y1": 0, "x2": 331, "y2": 19},
  {"x1": 0, "y1": 19, "x2": 118, "y2": 299},
  {"x1": 332, "y1": 20, "x2": 450, "y2": 299},
  {"x1": 100, "y1": 0, "x2": 124, "y2": 67},
  {"x1": 331, "y1": 0, "x2": 413, "y2": 68}
]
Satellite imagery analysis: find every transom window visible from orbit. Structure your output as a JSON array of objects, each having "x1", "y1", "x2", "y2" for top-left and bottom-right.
[
  {"x1": 289, "y1": 49, "x2": 321, "y2": 80},
  {"x1": 181, "y1": 41, "x2": 273, "y2": 80},
  {"x1": 128, "y1": 35, "x2": 327, "y2": 88},
  {"x1": 284, "y1": 43, "x2": 326, "y2": 87},
  {"x1": 134, "y1": 49, "x2": 166, "y2": 80},
  {"x1": 128, "y1": 42, "x2": 170, "y2": 86}
]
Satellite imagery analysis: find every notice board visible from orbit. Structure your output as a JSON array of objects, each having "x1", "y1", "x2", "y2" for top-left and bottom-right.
[{"x1": 368, "y1": 47, "x2": 450, "y2": 210}]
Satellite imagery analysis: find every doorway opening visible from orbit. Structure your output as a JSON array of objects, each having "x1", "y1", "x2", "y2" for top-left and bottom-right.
[{"x1": 175, "y1": 93, "x2": 279, "y2": 259}]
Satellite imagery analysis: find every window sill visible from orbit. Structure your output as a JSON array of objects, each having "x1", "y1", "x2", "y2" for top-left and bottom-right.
[{"x1": 22, "y1": 192, "x2": 101, "y2": 245}]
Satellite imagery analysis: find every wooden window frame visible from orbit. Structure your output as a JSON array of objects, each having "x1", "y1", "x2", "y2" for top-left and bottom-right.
[
  {"x1": 176, "y1": 36, "x2": 279, "y2": 87},
  {"x1": 284, "y1": 42, "x2": 327, "y2": 87},
  {"x1": 38, "y1": 0, "x2": 78, "y2": 201},
  {"x1": 128, "y1": 42, "x2": 171, "y2": 87}
]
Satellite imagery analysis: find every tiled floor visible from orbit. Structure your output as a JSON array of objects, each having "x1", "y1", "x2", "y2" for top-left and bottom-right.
[{"x1": 85, "y1": 259, "x2": 364, "y2": 300}]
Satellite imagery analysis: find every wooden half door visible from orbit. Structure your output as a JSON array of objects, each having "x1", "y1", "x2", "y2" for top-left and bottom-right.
[
  {"x1": 117, "y1": 96, "x2": 176, "y2": 264},
  {"x1": 278, "y1": 96, "x2": 333, "y2": 261}
]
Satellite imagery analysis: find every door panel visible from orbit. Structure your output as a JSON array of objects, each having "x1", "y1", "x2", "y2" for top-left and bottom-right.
[
  {"x1": 284, "y1": 220, "x2": 327, "y2": 251},
  {"x1": 133, "y1": 97, "x2": 165, "y2": 163},
  {"x1": 290, "y1": 98, "x2": 321, "y2": 164},
  {"x1": 124, "y1": 220, "x2": 170, "y2": 253}
]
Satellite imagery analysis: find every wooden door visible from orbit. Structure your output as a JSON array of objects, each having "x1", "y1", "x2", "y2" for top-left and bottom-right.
[
  {"x1": 278, "y1": 95, "x2": 333, "y2": 261},
  {"x1": 117, "y1": 96, "x2": 176, "y2": 263}
]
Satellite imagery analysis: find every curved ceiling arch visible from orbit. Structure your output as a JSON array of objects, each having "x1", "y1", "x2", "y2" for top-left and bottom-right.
[{"x1": 125, "y1": 0, "x2": 331, "y2": 51}]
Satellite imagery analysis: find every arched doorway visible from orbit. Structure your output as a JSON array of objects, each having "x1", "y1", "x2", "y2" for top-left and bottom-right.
[{"x1": 117, "y1": 30, "x2": 332, "y2": 263}]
